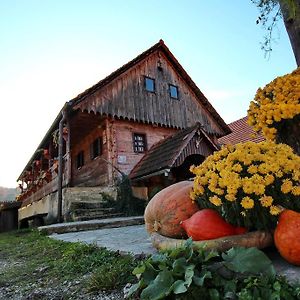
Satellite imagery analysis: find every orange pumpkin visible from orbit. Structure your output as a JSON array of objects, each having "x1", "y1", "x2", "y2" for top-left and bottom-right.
[
  {"x1": 274, "y1": 209, "x2": 300, "y2": 266},
  {"x1": 144, "y1": 181, "x2": 199, "y2": 238},
  {"x1": 181, "y1": 209, "x2": 247, "y2": 241}
]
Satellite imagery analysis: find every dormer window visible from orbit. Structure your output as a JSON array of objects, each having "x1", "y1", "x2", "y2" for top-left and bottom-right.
[
  {"x1": 133, "y1": 133, "x2": 147, "y2": 153},
  {"x1": 169, "y1": 84, "x2": 179, "y2": 99},
  {"x1": 145, "y1": 77, "x2": 155, "y2": 92}
]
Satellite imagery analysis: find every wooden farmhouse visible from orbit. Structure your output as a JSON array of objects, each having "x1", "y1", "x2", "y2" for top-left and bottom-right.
[{"x1": 17, "y1": 40, "x2": 231, "y2": 226}]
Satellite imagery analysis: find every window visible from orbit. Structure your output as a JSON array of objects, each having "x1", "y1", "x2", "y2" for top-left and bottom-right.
[
  {"x1": 169, "y1": 84, "x2": 179, "y2": 99},
  {"x1": 90, "y1": 137, "x2": 102, "y2": 160},
  {"x1": 76, "y1": 151, "x2": 84, "y2": 169},
  {"x1": 145, "y1": 77, "x2": 155, "y2": 92},
  {"x1": 133, "y1": 133, "x2": 147, "y2": 153}
]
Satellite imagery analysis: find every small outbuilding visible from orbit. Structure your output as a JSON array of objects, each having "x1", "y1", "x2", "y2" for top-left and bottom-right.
[{"x1": 0, "y1": 201, "x2": 21, "y2": 232}]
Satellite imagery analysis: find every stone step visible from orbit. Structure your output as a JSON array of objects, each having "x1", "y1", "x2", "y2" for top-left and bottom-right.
[
  {"x1": 70, "y1": 201, "x2": 115, "y2": 210},
  {"x1": 73, "y1": 212, "x2": 124, "y2": 222},
  {"x1": 72, "y1": 207, "x2": 115, "y2": 216},
  {"x1": 38, "y1": 216, "x2": 145, "y2": 235}
]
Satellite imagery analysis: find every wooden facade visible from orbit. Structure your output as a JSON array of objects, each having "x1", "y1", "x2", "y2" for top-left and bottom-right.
[{"x1": 16, "y1": 40, "x2": 231, "y2": 222}]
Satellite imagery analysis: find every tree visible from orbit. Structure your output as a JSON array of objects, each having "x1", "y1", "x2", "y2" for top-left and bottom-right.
[{"x1": 253, "y1": 0, "x2": 300, "y2": 66}]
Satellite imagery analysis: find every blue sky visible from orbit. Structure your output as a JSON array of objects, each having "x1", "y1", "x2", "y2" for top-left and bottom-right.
[{"x1": 0, "y1": 0, "x2": 296, "y2": 187}]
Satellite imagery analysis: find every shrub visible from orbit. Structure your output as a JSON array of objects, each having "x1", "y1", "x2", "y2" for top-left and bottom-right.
[
  {"x1": 247, "y1": 67, "x2": 300, "y2": 154},
  {"x1": 190, "y1": 141, "x2": 300, "y2": 230},
  {"x1": 128, "y1": 239, "x2": 300, "y2": 300}
]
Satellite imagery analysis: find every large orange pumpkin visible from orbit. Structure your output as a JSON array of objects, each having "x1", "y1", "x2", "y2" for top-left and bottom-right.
[
  {"x1": 144, "y1": 181, "x2": 199, "y2": 238},
  {"x1": 274, "y1": 209, "x2": 300, "y2": 266}
]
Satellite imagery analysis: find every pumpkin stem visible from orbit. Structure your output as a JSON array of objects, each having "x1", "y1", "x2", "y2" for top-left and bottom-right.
[{"x1": 153, "y1": 220, "x2": 161, "y2": 232}]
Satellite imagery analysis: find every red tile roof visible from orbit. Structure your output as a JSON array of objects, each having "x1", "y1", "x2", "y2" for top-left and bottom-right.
[{"x1": 218, "y1": 116, "x2": 264, "y2": 145}]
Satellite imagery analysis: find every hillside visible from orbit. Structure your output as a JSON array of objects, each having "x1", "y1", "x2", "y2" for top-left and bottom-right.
[{"x1": 0, "y1": 187, "x2": 17, "y2": 202}]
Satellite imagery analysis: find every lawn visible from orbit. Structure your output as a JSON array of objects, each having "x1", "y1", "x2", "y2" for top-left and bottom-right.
[{"x1": 0, "y1": 229, "x2": 139, "y2": 299}]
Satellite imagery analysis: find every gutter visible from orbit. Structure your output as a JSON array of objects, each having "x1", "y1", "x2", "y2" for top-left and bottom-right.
[{"x1": 131, "y1": 168, "x2": 170, "y2": 182}]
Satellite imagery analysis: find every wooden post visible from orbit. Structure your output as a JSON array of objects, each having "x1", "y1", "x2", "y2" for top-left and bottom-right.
[
  {"x1": 65, "y1": 116, "x2": 71, "y2": 186},
  {"x1": 57, "y1": 111, "x2": 66, "y2": 223},
  {"x1": 105, "y1": 118, "x2": 113, "y2": 185}
]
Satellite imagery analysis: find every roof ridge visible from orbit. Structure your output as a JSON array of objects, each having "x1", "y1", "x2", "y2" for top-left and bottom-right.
[{"x1": 69, "y1": 40, "x2": 164, "y2": 106}]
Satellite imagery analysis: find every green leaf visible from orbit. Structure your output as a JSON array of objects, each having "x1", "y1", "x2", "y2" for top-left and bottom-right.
[
  {"x1": 169, "y1": 246, "x2": 184, "y2": 259},
  {"x1": 224, "y1": 291, "x2": 236, "y2": 300},
  {"x1": 132, "y1": 264, "x2": 146, "y2": 275},
  {"x1": 172, "y1": 280, "x2": 188, "y2": 294},
  {"x1": 209, "y1": 288, "x2": 220, "y2": 300},
  {"x1": 183, "y1": 238, "x2": 194, "y2": 261},
  {"x1": 140, "y1": 270, "x2": 174, "y2": 300},
  {"x1": 142, "y1": 261, "x2": 160, "y2": 284},
  {"x1": 127, "y1": 282, "x2": 140, "y2": 297},
  {"x1": 193, "y1": 270, "x2": 212, "y2": 286},
  {"x1": 204, "y1": 249, "x2": 219, "y2": 262},
  {"x1": 185, "y1": 264, "x2": 195, "y2": 287},
  {"x1": 150, "y1": 253, "x2": 168, "y2": 264},
  {"x1": 172, "y1": 257, "x2": 188, "y2": 276},
  {"x1": 222, "y1": 247, "x2": 276, "y2": 277}
]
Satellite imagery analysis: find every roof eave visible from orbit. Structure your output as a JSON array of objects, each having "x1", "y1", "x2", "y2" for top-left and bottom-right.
[{"x1": 17, "y1": 103, "x2": 69, "y2": 181}]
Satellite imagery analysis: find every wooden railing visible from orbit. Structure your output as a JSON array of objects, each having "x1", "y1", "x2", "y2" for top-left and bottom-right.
[{"x1": 19, "y1": 155, "x2": 70, "y2": 207}]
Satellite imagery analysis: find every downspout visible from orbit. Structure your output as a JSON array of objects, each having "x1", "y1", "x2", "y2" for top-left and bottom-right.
[{"x1": 57, "y1": 107, "x2": 67, "y2": 223}]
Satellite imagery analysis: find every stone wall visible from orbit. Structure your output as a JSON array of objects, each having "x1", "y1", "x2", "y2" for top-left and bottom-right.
[{"x1": 18, "y1": 186, "x2": 118, "y2": 225}]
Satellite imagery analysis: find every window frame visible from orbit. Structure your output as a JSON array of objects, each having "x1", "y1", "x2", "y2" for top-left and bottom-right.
[
  {"x1": 133, "y1": 133, "x2": 147, "y2": 153},
  {"x1": 144, "y1": 76, "x2": 155, "y2": 93},
  {"x1": 169, "y1": 84, "x2": 179, "y2": 100},
  {"x1": 76, "y1": 151, "x2": 84, "y2": 169},
  {"x1": 90, "y1": 137, "x2": 102, "y2": 160}
]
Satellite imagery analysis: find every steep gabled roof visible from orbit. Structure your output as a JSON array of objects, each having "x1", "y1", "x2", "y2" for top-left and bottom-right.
[
  {"x1": 129, "y1": 123, "x2": 219, "y2": 180},
  {"x1": 69, "y1": 40, "x2": 231, "y2": 135},
  {"x1": 218, "y1": 116, "x2": 265, "y2": 145}
]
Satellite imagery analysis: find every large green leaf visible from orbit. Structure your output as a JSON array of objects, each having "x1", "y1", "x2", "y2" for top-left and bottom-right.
[
  {"x1": 140, "y1": 270, "x2": 174, "y2": 300},
  {"x1": 172, "y1": 280, "x2": 188, "y2": 294},
  {"x1": 172, "y1": 257, "x2": 188, "y2": 276},
  {"x1": 142, "y1": 261, "x2": 160, "y2": 284},
  {"x1": 221, "y1": 247, "x2": 276, "y2": 277}
]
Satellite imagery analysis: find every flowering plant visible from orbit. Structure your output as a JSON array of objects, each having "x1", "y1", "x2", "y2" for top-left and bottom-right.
[
  {"x1": 190, "y1": 141, "x2": 300, "y2": 230},
  {"x1": 247, "y1": 68, "x2": 300, "y2": 141}
]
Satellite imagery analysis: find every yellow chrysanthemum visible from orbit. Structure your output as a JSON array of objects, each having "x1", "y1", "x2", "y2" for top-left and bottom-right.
[
  {"x1": 241, "y1": 196, "x2": 254, "y2": 210},
  {"x1": 190, "y1": 140, "x2": 300, "y2": 230},
  {"x1": 264, "y1": 174, "x2": 275, "y2": 185},
  {"x1": 281, "y1": 179, "x2": 293, "y2": 194},
  {"x1": 247, "y1": 165, "x2": 258, "y2": 174},
  {"x1": 248, "y1": 67, "x2": 300, "y2": 141},
  {"x1": 270, "y1": 205, "x2": 282, "y2": 216},
  {"x1": 259, "y1": 195, "x2": 273, "y2": 207},
  {"x1": 292, "y1": 186, "x2": 300, "y2": 196},
  {"x1": 209, "y1": 195, "x2": 222, "y2": 207},
  {"x1": 225, "y1": 194, "x2": 236, "y2": 202}
]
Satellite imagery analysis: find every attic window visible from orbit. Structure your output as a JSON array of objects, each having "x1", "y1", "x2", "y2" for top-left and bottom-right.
[
  {"x1": 90, "y1": 137, "x2": 102, "y2": 160},
  {"x1": 133, "y1": 133, "x2": 147, "y2": 153},
  {"x1": 169, "y1": 84, "x2": 179, "y2": 99},
  {"x1": 145, "y1": 77, "x2": 155, "y2": 92},
  {"x1": 76, "y1": 151, "x2": 84, "y2": 169}
]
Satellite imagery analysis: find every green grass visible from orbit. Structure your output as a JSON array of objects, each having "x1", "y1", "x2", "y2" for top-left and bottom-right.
[{"x1": 0, "y1": 229, "x2": 138, "y2": 295}]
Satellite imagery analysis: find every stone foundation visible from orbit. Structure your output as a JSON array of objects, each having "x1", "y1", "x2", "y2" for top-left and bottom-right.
[{"x1": 18, "y1": 186, "x2": 118, "y2": 225}]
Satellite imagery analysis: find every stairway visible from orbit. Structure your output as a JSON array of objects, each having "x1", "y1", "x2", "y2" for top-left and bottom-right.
[{"x1": 69, "y1": 201, "x2": 123, "y2": 222}]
